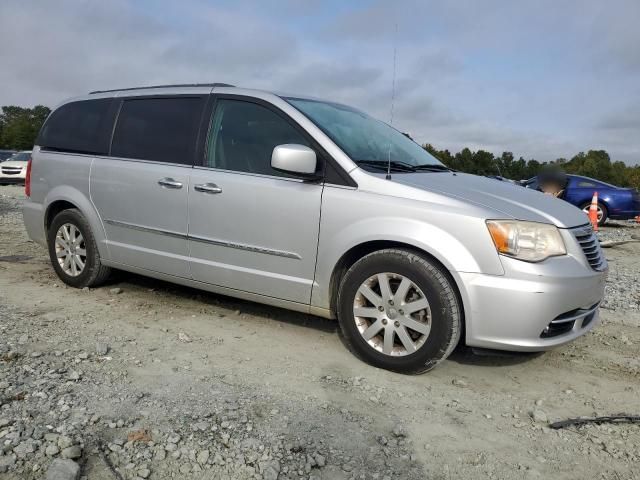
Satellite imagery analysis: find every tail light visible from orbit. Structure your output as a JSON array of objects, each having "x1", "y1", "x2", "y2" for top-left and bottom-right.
[{"x1": 25, "y1": 158, "x2": 32, "y2": 197}]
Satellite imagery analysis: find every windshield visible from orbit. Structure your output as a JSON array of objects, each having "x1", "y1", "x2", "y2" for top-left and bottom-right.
[
  {"x1": 285, "y1": 98, "x2": 443, "y2": 170},
  {"x1": 8, "y1": 152, "x2": 31, "y2": 162}
]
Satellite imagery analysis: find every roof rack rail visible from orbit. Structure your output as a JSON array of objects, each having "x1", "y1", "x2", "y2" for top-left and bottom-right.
[{"x1": 89, "y1": 83, "x2": 235, "y2": 94}]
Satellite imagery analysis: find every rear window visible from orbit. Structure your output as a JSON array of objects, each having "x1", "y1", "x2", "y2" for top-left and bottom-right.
[
  {"x1": 110, "y1": 97, "x2": 204, "y2": 165},
  {"x1": 37, "y1": 99, "x2": 113, "y2": 155}
]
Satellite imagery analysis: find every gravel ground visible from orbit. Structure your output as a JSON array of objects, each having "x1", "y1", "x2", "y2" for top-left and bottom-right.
[
  {"x1": 597, "y1": 222, "x2": 640, "y2": 313},
  {"x1": 1, "y1": 184, "x2": 639, "y2": 480},
  {"x1": 597, "y1": 221, "x2": 640, "y2": 243}
]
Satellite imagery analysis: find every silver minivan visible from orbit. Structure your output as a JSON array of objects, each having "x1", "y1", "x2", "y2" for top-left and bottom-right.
[{"x1": 23, "y1": 83, "x2": 607, "y2": 373}]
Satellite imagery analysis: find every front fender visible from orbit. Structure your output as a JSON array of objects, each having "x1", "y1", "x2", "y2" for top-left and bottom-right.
[{"x1": 311, "y1": 189, "x2": 504, "y2": 311}]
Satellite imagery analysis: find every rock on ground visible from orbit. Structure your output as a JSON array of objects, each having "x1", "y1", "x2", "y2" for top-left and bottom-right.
[{"x1": 45, "y1": 459, "x2": 80, "y2": 480}]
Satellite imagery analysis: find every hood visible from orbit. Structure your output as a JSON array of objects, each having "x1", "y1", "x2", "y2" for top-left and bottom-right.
[
  {"x1": 1, "y1": 160, "x2": 27, "y2": 168},
  {"x1": 392, "y1": 171, "x2": 588, "y2": 228}
]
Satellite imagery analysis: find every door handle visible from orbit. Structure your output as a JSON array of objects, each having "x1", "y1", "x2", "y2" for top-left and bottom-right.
[
  {"x1": 158, "y1": 178, "x2": 183, "y2": 189},
  {"x1": 194, "y1": 183, "x2": 222, "y2": 194}
]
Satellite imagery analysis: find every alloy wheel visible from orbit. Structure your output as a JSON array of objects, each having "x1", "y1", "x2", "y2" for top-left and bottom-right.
[
  {"x1": 353, "y1": 272, "x2": 431, "y2": 356},
  {"x1": 582, "y1": 204, "x2": 604, "y2": 222},
  {"x1": 54, "y1": 223, "x2": 87, "y2": 277}
]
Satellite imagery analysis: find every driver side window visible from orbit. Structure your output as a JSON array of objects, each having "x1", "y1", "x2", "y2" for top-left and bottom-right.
[{"x1": 206, "y1": 99, "x2": 311, "y2": 177}]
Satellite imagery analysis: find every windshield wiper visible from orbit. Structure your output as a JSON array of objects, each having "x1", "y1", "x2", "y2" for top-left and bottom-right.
[
  {"x1": 413, "y1": 164, "x2": 453, "y2": 172},
  {"x1": 355, "y1": 160, "x2": 416, "y2": 172}
]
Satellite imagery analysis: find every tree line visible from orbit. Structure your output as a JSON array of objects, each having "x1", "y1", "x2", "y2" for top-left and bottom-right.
[
  {"x1": 1, "y1": 104, "x2": 638, "y2": 190},
  {"x1": 424, "y1": 144, "x2": 640, "y2": 190},
  {"x1": 0, "y1": 105, "x2": 51, "y2": 151}
]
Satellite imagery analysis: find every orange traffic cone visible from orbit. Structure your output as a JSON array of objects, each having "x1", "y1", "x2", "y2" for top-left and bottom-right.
[{"x1": 589, "y1": 191, "x2": 599, "y2": 232}]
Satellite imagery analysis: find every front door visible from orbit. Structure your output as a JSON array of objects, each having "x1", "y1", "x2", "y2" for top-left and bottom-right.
[
  {"x1": 188, "y1": 97, "x2": 323, "y2": 304},
  {"x1": 90, "y1": 95, "x2": 206, "y2": 277}
]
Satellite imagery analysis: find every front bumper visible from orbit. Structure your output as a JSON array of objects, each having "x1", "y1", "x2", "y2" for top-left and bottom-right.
[
  {"x1": 461, "y1": 247, "x2": 607, "y2": 352},
  {"x1": 0, "y1": 176, "x2": 26, "y2": 184},
  {"x1": 0, "y1": 166, "x2": 26, "y2": 183}
]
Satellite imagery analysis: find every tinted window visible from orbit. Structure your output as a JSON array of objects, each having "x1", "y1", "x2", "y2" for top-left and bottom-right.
[
  {"x1": 111, "y1": 97, "x2": 204, "y2": 164},
  {"x1": 37, "y1": 99, "x2": 113, "y2": 155},
  {"x1": 206, "y1": 99, "x2": 311, "y2": 176}
]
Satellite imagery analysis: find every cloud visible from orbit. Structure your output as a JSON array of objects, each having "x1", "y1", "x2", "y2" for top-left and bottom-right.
[
  {"x1": 0, "y1": 0, "x2": 638, "y2": 165},
  {"x1": 598, "y1": 106, "x2": 640, "y2": 131},
  {"x1": 584, "y1": 1, "x2": 640, "y2": 73}
]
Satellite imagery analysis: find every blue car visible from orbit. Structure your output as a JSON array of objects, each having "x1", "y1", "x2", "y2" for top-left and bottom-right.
[{"x1": 524, "y1": 174, "x2": 640, "y2": 226}]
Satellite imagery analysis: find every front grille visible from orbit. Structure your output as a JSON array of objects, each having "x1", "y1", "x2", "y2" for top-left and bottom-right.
[
  {"x1": 572, "y1": 225, "x2": 605, "y2": 271},
  {"x1": 1, "y1": 167, "x2": 22, "y2": 175}
]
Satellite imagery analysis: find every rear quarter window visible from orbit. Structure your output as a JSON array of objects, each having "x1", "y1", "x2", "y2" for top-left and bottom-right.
[{"x1": 37, "y1": 99, "x2": 114, "y2": 155}]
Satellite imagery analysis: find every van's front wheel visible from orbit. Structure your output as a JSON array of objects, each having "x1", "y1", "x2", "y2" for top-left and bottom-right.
[
  {"x1": 47, "y1": 208, "x2": 111, "y2": 288},
  {"x1": 337, "y1": 249, "x2": 461, "y2": 373}
]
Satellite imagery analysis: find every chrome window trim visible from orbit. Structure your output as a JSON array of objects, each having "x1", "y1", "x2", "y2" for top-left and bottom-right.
[
  {"x1": 37, "y1": 150, "x2": 354, "y2": 187},
  {"x1": 103, "y1": 219, "x2": 301, "y2": 260},
  {"x1": 36, "y1": 149, "x2": 96, "y2": 159},
  {"x1": 35, "y1": 149, "x2": 195, "y2": 170},
  {"x1": 100, "y1": 155, "x2": 194, "y2": 169},
  {"x1": 192, "y1": 165, "x2": 307, "y2": 184}
]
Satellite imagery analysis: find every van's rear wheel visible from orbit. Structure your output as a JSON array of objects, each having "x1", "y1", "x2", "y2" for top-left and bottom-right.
[
  {"x1": 337, "y1": 249, "x2": 461, "y2": 374},
  {"x1": 47, "y1": 208, "x2": 111, "y2": 288}
]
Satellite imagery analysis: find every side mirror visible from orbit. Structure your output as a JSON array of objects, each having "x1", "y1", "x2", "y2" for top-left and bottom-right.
[{"x1": 271, "y1": 144, "x2": 318, "y2": 177}]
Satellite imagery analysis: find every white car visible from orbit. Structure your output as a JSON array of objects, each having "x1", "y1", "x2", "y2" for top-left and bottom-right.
[{"x1": 0, "y1": 151, "x2": 31, "y2": 184}]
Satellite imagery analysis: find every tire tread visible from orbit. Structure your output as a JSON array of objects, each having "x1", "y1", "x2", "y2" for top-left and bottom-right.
[
  {"x1": 337, "y1": 248, "x2": 461, "y2": 374},
  {"x1": 47, "y1": 208, "x2": 111, "y2": 288}
]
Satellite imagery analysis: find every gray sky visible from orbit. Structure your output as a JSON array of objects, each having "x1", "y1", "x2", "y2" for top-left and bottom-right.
[{"x1": 1, "y1": 0, "x2": 638, "y2": 165}]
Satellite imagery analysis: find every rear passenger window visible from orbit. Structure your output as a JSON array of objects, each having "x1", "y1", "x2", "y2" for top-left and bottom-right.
[
  {"x1": 206, "y1": 99, "x2": 311, "y2": 176},
  {"x1": 111, "y1": 97, "x2": 204, "y2": 164},
  {"x1": 37, "y1": 99, "x2": 113, "y2": 155}
]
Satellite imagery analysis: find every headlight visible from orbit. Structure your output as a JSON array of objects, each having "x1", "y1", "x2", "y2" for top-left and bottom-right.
[{"x1": 486, "y1": 220, "x2": 566, "y2": 262}]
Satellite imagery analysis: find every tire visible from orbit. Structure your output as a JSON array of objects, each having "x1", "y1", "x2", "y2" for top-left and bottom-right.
[
  {"x1": 337, "y1": 249, "x2": 461, "y2": 374},
  {"x1": 580, "y1": 202, "x2": 608, "y2": 227},
  {"x1": 47, "y1": 208, "x2": 111, "y2": 288}
]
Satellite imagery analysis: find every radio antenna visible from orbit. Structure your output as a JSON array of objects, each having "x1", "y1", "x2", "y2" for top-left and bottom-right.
[{"x1": 386, "y1": 23, "x2": 398, "y2": 181}]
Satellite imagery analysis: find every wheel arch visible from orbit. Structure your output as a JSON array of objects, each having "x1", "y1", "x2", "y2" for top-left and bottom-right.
[
  {"x1": 327, "y1": 240, "x2": 467, "y2": 341},
  {"x1": 43, "y1": 187, "x2": 110, "y2": 260},
  {"x1": 45, "y1": 200, "x2": 77, "y2": 230}
]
